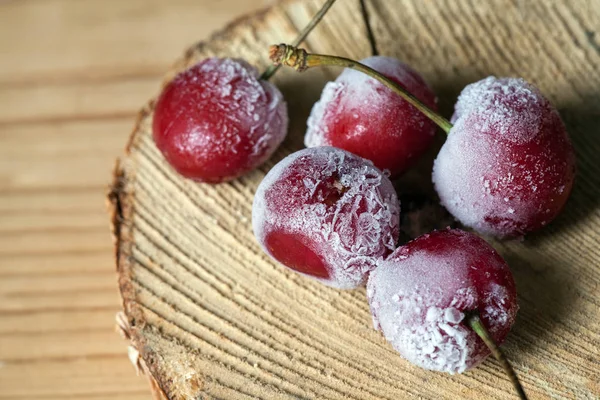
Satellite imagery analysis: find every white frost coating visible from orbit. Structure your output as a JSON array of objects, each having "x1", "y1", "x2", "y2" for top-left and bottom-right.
[
  {"x1": 367, "y1": 252, "x2": 476, "y2": 373},
  {"x1": 252, "y1": 147, "x2": 400, "y2": 289},
  {"x1": 449, "y1": 76, "x2": 547, "y2": 144},
  {"x1": 305, "y1": 56, "x2": 435, "y2": 149},
  {"x1": 305, "y1": 79, "x2": 342, "y2": 148},
  {"x1": 433, "y1": 76, "x2": 574, "y2": 237},
  {"x1": 366, "y1": 230, "x2": 517, "y2": 373},
  {"x1": 173, "y1": 58, "x2": 288, "y2": 168}
]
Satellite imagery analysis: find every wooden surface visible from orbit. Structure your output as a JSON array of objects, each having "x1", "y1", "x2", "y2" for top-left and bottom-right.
[
  {"x1": 110, "y1": 0, "x2": 600, "y2": 399},
  {"x1": 1, "y1": 0, "x2": 599, "y2": 399},
  {"x1": 0, "y1": 1, "x2": 268, "y2": 399}
]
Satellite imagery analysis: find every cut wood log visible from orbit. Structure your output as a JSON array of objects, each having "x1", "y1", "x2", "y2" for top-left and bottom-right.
[{"x1": 108, "y1": 0, "x2": 600, "y2": 398}]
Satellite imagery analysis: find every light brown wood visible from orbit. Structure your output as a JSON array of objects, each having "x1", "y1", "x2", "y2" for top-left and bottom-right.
[
  {"x1": 110, "y1": 0, "x2": 600, "y2": 399},
  {"x1": 0, "y1": 0, "x2": 267, "y2": 398}
]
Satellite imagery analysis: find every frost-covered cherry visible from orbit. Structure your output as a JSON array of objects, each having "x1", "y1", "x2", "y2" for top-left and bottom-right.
[
  {"x1": 253, "y1": 146, "x2": 400, "y2": 289},
  {"x1": 367, "y1": 228, "x2": 518, "y2": 374},
  {"x1": 433, "y1": 77, "x2": 576, "y2": 238},
  {"x1": 153, "y1": 58, "x2": 288, "y2": 183},
  {"x1": 305, "y1": 56, "x2": 438, "y2": 177}
]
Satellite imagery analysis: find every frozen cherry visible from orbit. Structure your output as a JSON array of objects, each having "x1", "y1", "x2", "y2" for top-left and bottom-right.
[
  {"x1": 305, "y1": 56, "x2": 438, "y2": 177},
  {"x1": 252, "y1": 146, "x2": 400, "y2": 289},
  {"x1": 152, "y1": 1, "x2": 340, "y2": 183},
  {"x1": 367, "y1": 228, "x2": 518, "y2": 374},
  {"x1": 433, "y1": 77, "x2": 576, "y2": 238},
  {"x1": 153, "y1": 58, "x2": 288, "y2": 183}
]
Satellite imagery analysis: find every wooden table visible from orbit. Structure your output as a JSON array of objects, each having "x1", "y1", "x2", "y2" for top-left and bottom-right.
[{"x1": 0, "y1": 1, "x2": 265, "y2": 398}]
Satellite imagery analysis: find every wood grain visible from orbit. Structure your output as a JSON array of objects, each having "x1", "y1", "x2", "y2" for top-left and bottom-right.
[
  {"x1": 110, "y1": 0, "x2": 600, "y2": 399},
  {"x1": 0, "y1": 0, "x2": 267, "y2": 399}
]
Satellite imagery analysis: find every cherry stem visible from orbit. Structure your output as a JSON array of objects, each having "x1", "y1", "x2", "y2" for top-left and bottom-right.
[
  {"x1": 467, "y1": 312, "x2": 529, "y2": 400},
  {"x1": 359, "y1": 0, "x2": 379, "y2": 56},
  {"x1": 268, "y1": 44, "x2": 453, "y2": 134},
  {"x1": 260, "y1": 0, "x2": 337, "y2": 81}
]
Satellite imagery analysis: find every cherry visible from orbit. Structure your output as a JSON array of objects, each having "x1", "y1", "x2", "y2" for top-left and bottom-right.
[
  {"x1": 305, "y1": 56, "x2": 438, "y2": 177},
  {"x1": 252, "y1": 146, "x2": 400, "y2": 289},
  {"x1": 152, "y1": 0, "x2": 338, "y2": 183},
  {"x1": 152, "y1": 58, "x2": 288, "y2": 183},
  {"x1": 433, "y1": 77, "x2": 576, "y2": 238},
  {"x1": 367, "y1": 228, "x2": 518, "y2": 374}
]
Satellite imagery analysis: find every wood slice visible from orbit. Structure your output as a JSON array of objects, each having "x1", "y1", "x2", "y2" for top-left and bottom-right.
[{"x1": 108, "y1": 0, "x2": 600, "y2": 398}]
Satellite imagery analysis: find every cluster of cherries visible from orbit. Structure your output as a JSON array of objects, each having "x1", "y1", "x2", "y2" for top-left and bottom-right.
[{"x1": 151, "y1": 4, "x2": 575, "y2": 398}]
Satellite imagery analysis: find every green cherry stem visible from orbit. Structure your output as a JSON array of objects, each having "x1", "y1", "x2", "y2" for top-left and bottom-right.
[
  {"x1": 467, "y1": 312, "x2": 529, "y2": 400},
  {"x1": 268, "y1": 43, "x2": 453, "y2": 134},
  {"x1": 260, "y1": 0, "x2": 337, "y2": 81}
]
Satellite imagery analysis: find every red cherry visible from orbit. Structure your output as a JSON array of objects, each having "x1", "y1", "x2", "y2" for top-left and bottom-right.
[
  {"x1": 253, "y1": 146, "x2": 400, "y2": 289},
  {"x1": 153, "y1": 58, "x2": 288, "y2": 183},
  {"x1": 433, "y1": 77, "x2": 575, "y2": 238},
  {"x1": 367, "y1": 228, "x2": 518, "y2": 373},
  {"x1": 305, "y1": 56, "x2": 438, "y2": 177}
]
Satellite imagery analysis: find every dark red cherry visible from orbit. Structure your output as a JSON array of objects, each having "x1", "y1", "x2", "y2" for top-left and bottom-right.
[
  {"x1": 433, "y1": 77, "x2": 575, "y2": 238},
  {"x1": 305, "y1": 56, "x2": 438, "y2": 177},
  {"x1": 367, "y1": 228, "x2": 518, "y2": 373},
  {"x1": 253, "y1": 146, "x2": 400, "y2": 289},
  {"x1": 153, "y1": 58, "x2": 288, "y2": 183}
]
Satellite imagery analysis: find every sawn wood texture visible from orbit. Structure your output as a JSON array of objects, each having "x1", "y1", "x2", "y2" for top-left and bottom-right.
[{"x1": 109, "y1": 1, "x2": 600, "y2": 398}]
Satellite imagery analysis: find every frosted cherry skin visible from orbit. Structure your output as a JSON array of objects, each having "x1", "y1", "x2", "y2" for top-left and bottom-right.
[
  {"x1": 305, "y1": 56, "x2": 438, "y2": 177},
  {"x1": 433, "y1": 77, "x2": 576, "y2": 238},
  {"x1": 367, "y1": 229, "x2": 518, "y2": 373},
  {"x1": 252, "y1": 147, "x2": 400, "y2": 289},
  {"x1": 153, "y1": 58, "x2": 288, "y2": 183}
]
